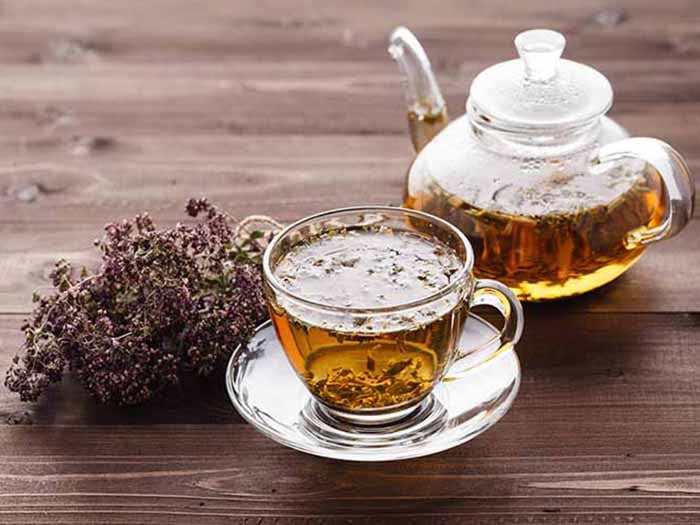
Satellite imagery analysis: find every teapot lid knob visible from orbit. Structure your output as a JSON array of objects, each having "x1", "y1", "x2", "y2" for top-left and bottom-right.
[{"x1": 515, "y1": 29, "x2": 566, "y2": 82}]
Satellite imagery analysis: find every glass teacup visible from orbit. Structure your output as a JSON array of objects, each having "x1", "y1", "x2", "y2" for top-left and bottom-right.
[{"x1": 262, "y1": 206, "x2": 524, "y2": 425}]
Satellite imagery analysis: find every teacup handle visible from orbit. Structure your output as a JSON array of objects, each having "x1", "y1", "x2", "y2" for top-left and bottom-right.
[
  {"x1": 448, "y1": 279, "x2": 524, "y2": 376},
  {"x1": 590, "y1": 138, "x2": 695, "y2": 247}
]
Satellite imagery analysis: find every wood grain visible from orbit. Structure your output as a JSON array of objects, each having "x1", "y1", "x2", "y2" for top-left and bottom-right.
[
  {"x1": 0, "y1": 0, "x2": 697, "y2": 66},
  {"x1": 1, "y1": 0, "x2": 699, "y2": 523},
  {"x1": 0, "y1": 134, "x2": 698, "y2": 314},
  {"x1": 3, "y1": 220, "x2": 700, "y2": 315},
  {"x1": 1, "y1": 423, "x2": 700, "y2": 524},
  {"x1": 1, "y1": 312, "x2": 698, "y2": 425}
]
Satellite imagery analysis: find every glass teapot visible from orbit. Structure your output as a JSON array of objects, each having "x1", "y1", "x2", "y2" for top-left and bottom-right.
[{"x1": 389, "y1": 28, "x2": 694, "y2": 301}]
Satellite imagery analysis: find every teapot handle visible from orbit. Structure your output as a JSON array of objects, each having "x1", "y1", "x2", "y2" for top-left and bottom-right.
[{"x1": 590, "y1": 138, "x2": 695, "y2": 247}]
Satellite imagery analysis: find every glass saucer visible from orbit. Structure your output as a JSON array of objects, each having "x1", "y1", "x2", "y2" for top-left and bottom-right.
[{"x1": 225, "y1": 314, "x2": 520, "y2": 461}]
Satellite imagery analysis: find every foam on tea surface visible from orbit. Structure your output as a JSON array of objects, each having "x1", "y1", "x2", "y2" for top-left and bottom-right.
[
  {"x1": 274, "y1": 228, "x2": 462, "y2": 309},
  {"x1": 267, "y1": 226, "x2": 466, "y2": 411}
]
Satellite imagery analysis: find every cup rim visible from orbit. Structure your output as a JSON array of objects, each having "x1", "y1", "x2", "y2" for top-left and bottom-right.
[{"x1": 262, "y1": 206, "x2": 474, "y2": 314}]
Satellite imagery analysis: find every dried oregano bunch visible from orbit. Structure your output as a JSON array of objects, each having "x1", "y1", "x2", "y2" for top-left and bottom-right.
[{"x1": 5, "y1": 198, "x2": 282, "y2": 405}]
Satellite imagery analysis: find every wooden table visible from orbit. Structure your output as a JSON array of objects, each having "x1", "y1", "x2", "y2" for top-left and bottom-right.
[{"x1": 1, "y1": 1, "x2": 699, "y2": 522}]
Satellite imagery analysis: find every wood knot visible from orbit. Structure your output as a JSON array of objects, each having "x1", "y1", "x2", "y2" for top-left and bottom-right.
[
  {"x1": 8, "y1": 183, "x2": 41, "y2": 203},
  {"x1": 604, "y1": 367, "x2": 624, "y2": 378},
  {"x1": 3, "y1": 166, "x2": 91, "y2": 205},
  {"x1": 36, "y1": 105, "x2": 77, "y2": 130},
  {"x1": 5, "y1": 411, "x2": 33, "y2": 425},
  {"x1": 669, "y1": 33, "x2": 700, "y2": 55},
  {"x1": 589, "y1": 8, "x2": 627, "y2": 27},
  {"x1": 72, "y1": 136, "x2": 116, "y2": 155},
  {"x1": 40, "y1": 39, "x2": 102, "y2": 65}
]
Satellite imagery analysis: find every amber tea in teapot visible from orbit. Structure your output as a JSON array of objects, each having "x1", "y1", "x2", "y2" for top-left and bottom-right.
[
  {"x1": 390, "y1": 28, "x2": 693, "y2": 301},
  {"x1": 405, "y1": 155, "x2": 666, "y2": 301}
]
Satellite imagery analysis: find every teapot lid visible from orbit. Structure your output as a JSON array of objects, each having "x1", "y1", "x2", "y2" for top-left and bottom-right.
[{"x1": 468, "y1": 29, "x2": 613, "y2": 132}]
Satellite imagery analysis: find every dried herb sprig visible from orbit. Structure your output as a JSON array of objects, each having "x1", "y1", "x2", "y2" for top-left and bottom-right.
[{"x1": 5, "y1": 198, "x2": 282, "y2": 405}]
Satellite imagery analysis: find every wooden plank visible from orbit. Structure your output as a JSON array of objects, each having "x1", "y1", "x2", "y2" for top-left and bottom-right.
[
  {"x1": 0, "y1": 0, "x2": 696, "y2": 66},
  {"x1": 0, "y1": 62, "x2": 694, "y2": 138},
  {"x1": 3, "y1": 122, "x2": 696, "y2": 315},
  {"x1": 0, "y1": 135, "x2": 412, "y2": 228},
  {"x1": 2, "y1": 312, "x2": 699, "y2": 423},
  {"x1": 3, "y1": 308, "x2": 696, "y2": 521},
  {"x1": 2, "y1": 222, "x2": 700, "y2": 315},
  {"x1": 0, "y1": 419, "x2": 700, "y2": 523},
  {"x1": 0, "y1": 130, "x2": 698, "y2": 225}
]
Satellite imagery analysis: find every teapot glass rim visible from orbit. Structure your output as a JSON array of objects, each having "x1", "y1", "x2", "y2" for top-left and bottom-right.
[{"x1": 466, "y1": 88, "x2": 612, "y2": 137}]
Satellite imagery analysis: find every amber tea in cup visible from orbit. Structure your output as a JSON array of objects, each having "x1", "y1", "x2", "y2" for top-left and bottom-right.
[
  {"x1": 271, "y1": 223, "x2": 463, "y2": 411},
  {"x1": 262, "y1": 207, "x2": 524, "y2": 425}
]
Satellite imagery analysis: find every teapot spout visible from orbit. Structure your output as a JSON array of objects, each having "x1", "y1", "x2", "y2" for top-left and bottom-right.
[{"x1": 389, "y1": 27, "x2": 449, "y2": 152}]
